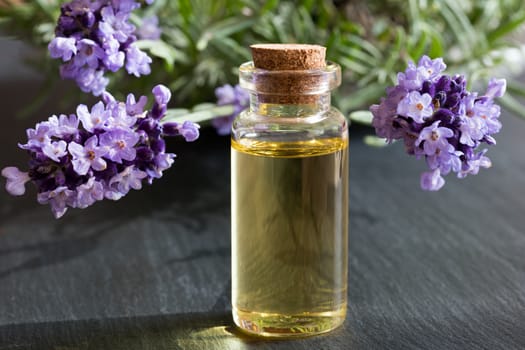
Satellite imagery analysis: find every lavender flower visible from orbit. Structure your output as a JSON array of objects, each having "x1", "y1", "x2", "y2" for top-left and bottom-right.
[
  {"x1": 212, "y1": 84, "x2": 249, "y2": 135},
  {"x1": 370, "y1": 55, "x2": 505, "y2": 191},
  {"x1": 69, "y1": 135, "x2": 108, "y2": 175},
  {"x1": 43, "y1": 140, "x2": 69, "y2": 162},
  {"x1": 49, "y1": 37, "x2": 77, "y2": 61},
  {"x1": 162, "y1": 121, "x2": 200, "y2": 142},
  {"x1": 397, "y1": 91, "x2": 434, "y2": 123},
  {"x1": 1, "y1": 85, "x2": 200, "y2": 218},
  {"x1": 99, "y1": 129, "x2": 140, "y2": 162},
  {"x1": 77, "y1": 102, "x2": 109, "y2": 132},
  {"x1": 125, "y1": 45, "x2": 153, "y2": 77},
  {"x1": 38, "y1": 187, "x2": 76, "y2": 219},
  {"x1": 1, "y1": 167, "x2": 30, "y2": 196},
  {"x1": 49, "y1": 0, "x2": 154, "y2": 95},
  {"x1": 136, "y1": 15, "x2": 162, "y2": 40},
  {"x1": 415, "y1": 121, "x2": 454, "y2": 156}
]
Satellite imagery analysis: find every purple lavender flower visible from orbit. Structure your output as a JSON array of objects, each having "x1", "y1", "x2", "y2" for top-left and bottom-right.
[
  {"x1": 485, "y1": 78, "x2": 507, "y2": 99},
  {"x1": 50, "y1": 0, "x2": 154, "y2": 95},
  {"x1": 45, "y1": 114, "x2": 80, "y2": 137},
  {"x1": 417, "y1": 56, "x2": 446, "y2": 81},
  {"x1": 113, "y1": 0, "x2": 141, "y2": 13},
  {"x1": 458, "y1": 149, "x2": 492, "y2": 178},
  {"x1": 106, "y1": 102, "x2": 137, "y2": 129},
  {"x1": 99, "y1": 129, "x2": 140, "y2": 162},
  {"x1": 20, "y1": 123, "x2": 51, "y2": 150},
  {"x1": 107, "y1": 166, "x2": 147, "y2": 197},
  {"x1": 420, "y1": 169, "x2": 445, "y2": 191},
  {"x1": 212, "y1": 84, "x2": 250, "y2": 135},
  {"x1": 100, "y1": 38, "x2": 125, "y2": 72},
  {"x1": 1, "y1": 167, "x2": 30, "y2": 196},
  {"x1": 38, "y1": 187, "x2": 77, "y2": 219},
  {"x1": 162, "y1": 121, "x2": 200, "y2": 142},
  {"x1": 77, "y1": 101, "x2": 109, "y2": 131},
  {"x1": 125, "y1": 93, "x2": 148, "y2": 116},
  {"x1": 397, "y1": 91, "x2": 433, "y2": 123},
  {"x1": 125, "y1": 45, "x2": 153, "y2": 77},
  {"x1": 48, "y1": 37, "x2": 77, "y2": 61},
  {"x1": 136, "y1": 15, "x2": 162, "y2": 40},
  {"x1": 43, "y1": 140, "x2": 69, "y2": 162},
  {"x1": 459, "y1": 116, "x2": 483, "y2": 147},
  {"x1": 152, "y1": 84, "x2": 171, "y2": 106},
  {"x1": 396, "y1": 62, "x2": 424, "y2": 91},
  {"x1": 74, "y1": 67, "x2": 110, "y2": 96},
  {"x1": 370, "y1": 86, "x2": 408, "y2": 142},
  {"x1": 76, "y1": 177, "x2": 104, "y2": 208},
  {"x1": 99, "y1": 5, "x2": 136, "y2": 43},
  {"x1": 370, "y1": 55, "x2": 505, "y2": 190},
  {"x1": 2, "y1": 84, "x2": 199, "y2": 218},
  {"x1": 74, "y1": 39, "x2": 104, "y2": 68},
  {"x1": 146, "y1": 153, "x2": 175, "y2": 180},
  {"x1": 397, "y1": 56, "x2": 446, "y2": 91},
  {"x1": 69, "y1": 135, "x2": 108, "y2": 175},
  {"x1": 415, "y1": 121, "x2": 454, "y2": 156},
  {"x1": 426, "y1": 150, "x2": 462, "y2": 175}
]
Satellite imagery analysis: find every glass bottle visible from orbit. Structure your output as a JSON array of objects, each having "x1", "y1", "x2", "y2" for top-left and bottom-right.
[{"x1": 231, "y1": 44, "x2": 348, "y2": 337}]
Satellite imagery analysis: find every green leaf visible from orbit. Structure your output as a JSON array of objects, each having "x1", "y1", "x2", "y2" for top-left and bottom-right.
[
  {"x1": 261, "y1": 0, "x2": 279, "y2": 13},
  {"x1": 440, "y1": 0, "x2": 486, "y2": 54},
  {"x1": 192, "y1": 103, "x2": 217, "y2": 111},
  {"x1": 135, "y1": 40, "x2": 180, "y2": 68},
  {"x1": 363, "y1": 135, "x2": 389, "y2": 147},
  {"x1": 506, "y1": 80, "x2": 525, "y2": 98},
  {"x1": 338, "y1": 83, "x2": 386, "y2": 112},
  {"x1": 408, "y1": 30, "x2": 428, "y2": 61},
  {"x1": 164, "y1": 105, "x2": 235, "y2": 124},
  {"x1": 196, "y1": 18, "x2": 256, "y2": 51},
  {"x1": 165, "y1": 108, "x2": 190, "y2": 119},
  {"x1": 337, "y1": 45, "x2": 377, "y2": 66},
  {"x1": 418, "y1": 23, "x2": 445, "y2": 58},
  {"x1": 349, "y1": 110, "x2": 373, "y2": 125},
  {"x1": 210, "y1": 37, "x2": 251, "y2": 63},
  {"x1": 339, "y1": 57, "x2": 369, "y2": 75},
  {"x1": 345, "y1": 34, "x2": 382, "y2": 59},
  {"x1": 487, "y1": 12, "x2": 525, "y2": 43}
]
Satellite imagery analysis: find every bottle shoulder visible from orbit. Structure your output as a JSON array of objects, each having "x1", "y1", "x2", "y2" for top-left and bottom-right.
[{"x1": 232, "y1": 107, "x2": 348, "y2": 144}]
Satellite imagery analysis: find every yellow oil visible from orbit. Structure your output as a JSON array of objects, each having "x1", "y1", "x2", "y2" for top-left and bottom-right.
[{"x1": 231, "y1": 137, "x2": 348, "y2": 337}]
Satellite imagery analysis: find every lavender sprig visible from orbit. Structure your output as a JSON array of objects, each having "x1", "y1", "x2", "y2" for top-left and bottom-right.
[
  {"x1": 48, "y1": 0, "x2": 154, "y2": 96},
  {"x1": 370, "y1": 56, "x2": 506, "y2": 191},
  {"x1": 1, "y1": 85, "x2": 199, "y2": 218}
]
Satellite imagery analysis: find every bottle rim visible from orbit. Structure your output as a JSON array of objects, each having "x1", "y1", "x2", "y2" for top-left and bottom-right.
[{"x1": 239, "y1": 61, "x2": 341, "y2": 95}]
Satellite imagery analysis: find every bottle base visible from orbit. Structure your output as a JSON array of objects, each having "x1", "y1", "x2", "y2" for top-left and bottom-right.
[{"x1": 232, "y1": 306, "x2": 346, "y2": 338}]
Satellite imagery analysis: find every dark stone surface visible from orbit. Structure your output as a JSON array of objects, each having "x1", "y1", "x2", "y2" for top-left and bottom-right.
[{"x1": 1, "y1": 80, "x2": 525, "y2": 349}]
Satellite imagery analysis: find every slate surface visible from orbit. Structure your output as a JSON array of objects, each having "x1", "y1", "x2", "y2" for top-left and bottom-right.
[{"x1": 0, "y1": 79, "x2": 525, "y2": 349}]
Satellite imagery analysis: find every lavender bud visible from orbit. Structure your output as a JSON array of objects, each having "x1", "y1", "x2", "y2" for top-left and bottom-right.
[
  {"x1": 150, "y1": 138, "x2": 166, "y2": 154},
  {"x1": 136, "y1": 146, "x2": 155, "y2": 162},
  {"x1": 161, "y1": 122, "x2": 180, "y2": 137},
  {"x1": 444, "y1": 93, "x2": 461, "y2": 109},
  {"x1": 435, "y1": 75, "x2": 451, "y2": 92}
]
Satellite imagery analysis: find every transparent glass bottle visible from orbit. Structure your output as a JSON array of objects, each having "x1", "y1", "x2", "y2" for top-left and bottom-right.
[{"x1": 231, "y1": 45, "x2": 348, "y2": 337}]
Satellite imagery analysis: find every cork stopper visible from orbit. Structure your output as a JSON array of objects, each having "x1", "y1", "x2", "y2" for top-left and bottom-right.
[
  {"x1": 249, "y1": 44, "x2": 327, "y2": 104},
  {"x1": 251, "y1": 44, "x2": 326, "y2": 71}
]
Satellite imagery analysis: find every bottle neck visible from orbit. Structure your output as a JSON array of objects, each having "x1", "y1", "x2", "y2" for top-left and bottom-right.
[{"x1": 250, "y1": 93, "x2": 331, "y2": 117}]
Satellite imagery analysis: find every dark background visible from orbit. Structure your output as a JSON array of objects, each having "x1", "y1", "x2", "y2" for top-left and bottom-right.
[{"x1": 0, "y1": 37, "x2": 524, "y2": 349}]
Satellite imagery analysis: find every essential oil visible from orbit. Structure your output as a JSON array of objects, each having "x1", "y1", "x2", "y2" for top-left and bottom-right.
[{"x1": 231, "y1": 44, "x2": 348, "y2": 337}]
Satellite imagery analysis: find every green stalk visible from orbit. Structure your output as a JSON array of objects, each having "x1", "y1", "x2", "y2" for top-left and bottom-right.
[{"x1": 162, "y1": 105, "x2": 235, "y2": 124}]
